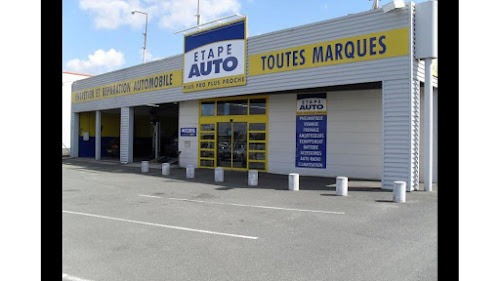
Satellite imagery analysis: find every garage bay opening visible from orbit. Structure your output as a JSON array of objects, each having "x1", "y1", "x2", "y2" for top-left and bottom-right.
[{"x1": 133, "y1": 103, "x2": 179, "y2": 164}]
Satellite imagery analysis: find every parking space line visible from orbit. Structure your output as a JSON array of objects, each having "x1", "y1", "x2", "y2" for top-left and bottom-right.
[
  {"x1": 138, "y1": 194, "x2": 162, "y2": 198},
  {"x1": 159, "y1": 197, "x2": 345, "y2": 215},
  {"x1": 62, "y1": 273, "x2": 95, "y2": 281},
  {"x1": 63, "y1": 210, "x2": 259, "y2": 240}
]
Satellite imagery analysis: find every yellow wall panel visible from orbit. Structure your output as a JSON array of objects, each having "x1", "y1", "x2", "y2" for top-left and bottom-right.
[
  {"x1": 79, "y1": 112, "x2": 95, "y2": 136},
  {"x1": 101, "y1": 113, "x2": 120, "y2": 137},
  {"x1": 249, "y1": 27, "x2": 409, "y2": 76}
]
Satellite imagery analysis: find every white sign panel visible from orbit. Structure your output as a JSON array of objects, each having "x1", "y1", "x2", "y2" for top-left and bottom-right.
[{"x1": 183, "y1": 19, "x2": 247, "y2": 92}]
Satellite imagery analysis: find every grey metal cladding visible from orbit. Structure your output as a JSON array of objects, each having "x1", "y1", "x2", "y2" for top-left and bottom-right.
[
  {"x1": 382, "y1": 79, "x2": 413, "y2": 190},
  {"x1": 70, "y1": 112, "x2": 79, "y2": 157},
  {"x1": 411, "y1": 78, "x2": 420, "y2": 189},
  {"x1": 72, "y1": 7, "x2": 411, "y2": 113},
  {"x1": 409, "y1": 3, "x2": 420, "y2": 191},
  {"x1": 120, "y1": 107, "x2": 134, "y2": 163}
]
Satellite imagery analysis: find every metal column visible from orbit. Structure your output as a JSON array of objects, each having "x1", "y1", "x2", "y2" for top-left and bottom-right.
[
  {"x1": 120, "y1": 107, "x2": 134, "y2": 164},
  {"x1": 424, "y1": 59, "x2": 433, "y2": 191},
  {"x1": 70, "y1": 112, "x2": 79, "y2": 158},
  {"x1": 95, "y1": 110, "x2": 101, "y2": 160}
]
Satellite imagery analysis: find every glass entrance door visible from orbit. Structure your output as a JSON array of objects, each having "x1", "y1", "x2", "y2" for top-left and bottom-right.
[
  {"x1": 217, "y1": 122, "x2": 247, "y2": 169},
  {"x1": 217, "y1": 122, "x2": 232, "y2": 168},
  {"x1": 232, "y1": 122, "x2": 247, "y2": 169}
]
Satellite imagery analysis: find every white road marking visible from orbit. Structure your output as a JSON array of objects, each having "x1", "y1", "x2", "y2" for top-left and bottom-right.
[
  {"x1": 62, "y1": 273, "x2": 95, "y2": 281},
  {"x1": 138, "y1": 194, "x2": 163, "y2": 198},
  {"x1": 159, "y1": 196, "x2": 345, "y2": 215},
  {"x1": 63, "y1": 210, "x2": 258, "y2": 240}
]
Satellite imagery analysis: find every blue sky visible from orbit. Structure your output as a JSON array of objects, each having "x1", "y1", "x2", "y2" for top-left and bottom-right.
[{"x1": 63, "y1": 0, "x2": 428, "y2": 75}]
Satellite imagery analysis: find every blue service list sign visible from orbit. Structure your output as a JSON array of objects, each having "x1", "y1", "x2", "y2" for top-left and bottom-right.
[
  {"x1": 295, "y1": 115, "x2": 327, "y2": 168},
  {"x1": 180, "y1": 128, "x2": 197, "y2": 137}
]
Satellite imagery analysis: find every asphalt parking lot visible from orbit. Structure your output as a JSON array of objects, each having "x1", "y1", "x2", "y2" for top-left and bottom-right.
[{"x1": 63, "y1": 158, "x2": 437, "y2": 281}]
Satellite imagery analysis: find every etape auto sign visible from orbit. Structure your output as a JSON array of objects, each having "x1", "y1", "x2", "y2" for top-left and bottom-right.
[{"x1": 183, "y1": 18, "x2": 247, "y2": 93}]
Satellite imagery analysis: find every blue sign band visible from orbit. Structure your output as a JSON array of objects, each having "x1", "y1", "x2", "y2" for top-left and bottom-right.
[{"x1": 185, "y1": 20, "x2": 246, "y2": 53}]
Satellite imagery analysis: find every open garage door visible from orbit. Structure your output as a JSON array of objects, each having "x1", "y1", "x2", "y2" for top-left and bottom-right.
[
  {"x1": 100, "y1": 109, "x2": 121, "y2": 159},
  {"x1": 133, "y1": 103, "x2": 179, "y2": 163}
]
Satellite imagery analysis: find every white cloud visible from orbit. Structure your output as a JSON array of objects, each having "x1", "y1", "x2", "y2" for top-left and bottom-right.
[
  {"x1": 66, "y1": 49, "x2": 125, "y2": 75},
  {"x1": 79, "y1": 0, "x2": 147, "y2": 29},
  {"x1": 79, "y1": 0, "x2": 241, "y2": 30}
]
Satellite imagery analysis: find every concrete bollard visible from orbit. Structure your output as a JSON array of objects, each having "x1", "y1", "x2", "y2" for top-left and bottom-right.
[
  {"x1": 162, "y1": 163, "x2": 170, "y2": 176},
  {"x1": 215, "y1": 167, "x2": 224, "y2": 182},
  {"x1": 141, "y1": 161, "x2": 149, "y2": 173},
  {"x1": 393, "y1": 181, "x2": 406, "y2": 203},
  {"x1": 288, "y1": 173, "x2": 299, "y2": 191},
  {"x1": 336, "y1": 176, "x2": 348, "y2": 196},
  {"x1": 248, "y1": 170, "x2": 258, "y2": 186},
  {"x1": 186, "y1": 165, "x2": 195, "y2": 179}
]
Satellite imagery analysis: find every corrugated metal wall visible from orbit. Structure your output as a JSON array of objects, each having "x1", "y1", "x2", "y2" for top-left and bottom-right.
[
  {"x1": 71, "y1": 7, "x2": 412, "y2": 113},
  {"x1": 409, "y1": 3, "x2": 420, "y2": 191},
  {"x1": 120, "y1": 107, "x2": 134, "y2": 163},
  {"x1": 268, "y1": 90, "x2": 382, "y2": 179},
  {"x1": 70, "y1": 112, "x2": 79, "y2": 157},
  {"x1": 382, "y1": 79, "x2": 413, "y2": 189},
  {"x1": 411, "y1": 78, "x2": 421, "y2": 189}
]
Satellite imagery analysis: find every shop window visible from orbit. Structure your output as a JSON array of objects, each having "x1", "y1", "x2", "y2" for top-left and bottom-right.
[
  {"x1": 201, "y1": 124, "x2": 215, "y2": 131},
  {"x1": 217, "y1": 100, "x2": 248, "y2": 116},
  {"x1": 249, "y1": 143, "x2": 266, "y2": 151},
  {"x1": 249, "y1": 99, "x2": 266, "y2": 115},
  {"x1": 249, "y1": 132, "x2": 266, "y2": 140},
  {"x1": 201, "y1": 102, "x2": 215, "y2": 116},
  {"x1": 200, "y1": 151, "x2": 214, "y2": 158},
  {"x1": 200, "y1": 159, "x2": 214, "y2": 167},
  {"x1": 249, "y1": 123, "x2": 266, "y2": 131},
  {"x1": 200, "y1": 142, "x2": 214, "y2": 149},
  {"x1": 200, "y1": 133, "x2": 215, "y2": 140},
  {"x1": 249, "y1": 162, "x2": 265, "y2": 170},
  {"x1": 199, "y1": 122, "x2": 216, "y2": 168},
  {"x1": 249, "y1": 152, "x2": 265, "y2": 161}
]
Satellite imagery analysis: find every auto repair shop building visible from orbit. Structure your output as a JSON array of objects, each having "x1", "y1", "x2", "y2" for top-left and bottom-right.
[{"x1": 70, "y1": 1, "x2": 438, "y2": 190}]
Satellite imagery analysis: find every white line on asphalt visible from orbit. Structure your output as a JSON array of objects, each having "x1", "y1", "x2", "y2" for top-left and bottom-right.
[
  {"x1": 63, "y1": 210, "x2": 258, "y2": 240},
  {"x1": 138, "y1": 194, "x2": 163, "y2": 198},
  {"x1": 160, "y1": 197, "x2": 345, "y2": 215},
  {"x1": 62, "y1": 273, "x2": 95, "y2": 281}
]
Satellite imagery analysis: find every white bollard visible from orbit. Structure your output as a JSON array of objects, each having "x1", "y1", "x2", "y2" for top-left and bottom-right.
[
  {"x1": 141, "y1": 161, "x2": 149, "y2": 173},
  {"x1": 186, "y1": 165, "x2": 195, "y2": 179},
  {"x1": 248, "y1": 170, "x2": 258, "y2": 186},
  {"x1": 215, "y1": 167, "x2": 224, "y2": 182},
  {"x1": 393, "y1": 181, "x2": 406, "y2": 203},
  {"x1": 336, "y1": 176, "x2": 348, "y2": 196},
  {"x1": 162, "y1": 163, "x2": 170, "y2": 176},
  {"x1": 288, "y1": 173, "x2": 299, "y2": 191}
]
